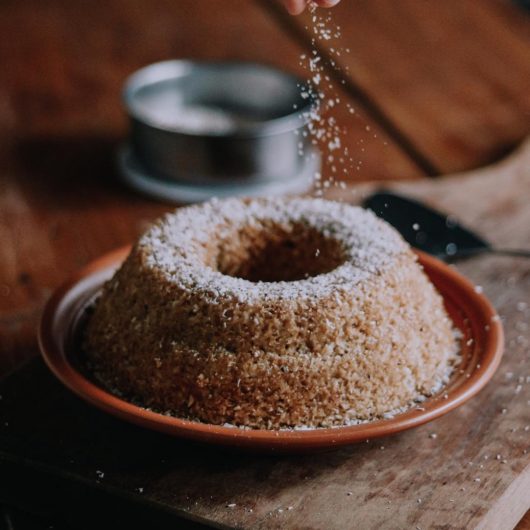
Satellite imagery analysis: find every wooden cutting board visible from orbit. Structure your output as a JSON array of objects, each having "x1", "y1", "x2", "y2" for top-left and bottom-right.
[{"x1": 0, "y1": 142, "x2": 529, "y2": 530}]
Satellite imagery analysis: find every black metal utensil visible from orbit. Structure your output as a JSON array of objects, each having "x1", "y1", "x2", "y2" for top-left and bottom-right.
[{"x1": 363, "y1": 191, "x2": 530, "y2": 261}]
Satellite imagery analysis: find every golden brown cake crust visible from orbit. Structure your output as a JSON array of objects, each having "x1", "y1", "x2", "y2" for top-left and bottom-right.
[{"x1": 84, "y1": 198, "x2": 458, "y2": 429}]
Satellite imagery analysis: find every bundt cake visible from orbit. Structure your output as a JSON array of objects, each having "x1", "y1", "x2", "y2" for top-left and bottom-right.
[{"x1": 84, "y1": 197, "x2": 458, "y2": 429}]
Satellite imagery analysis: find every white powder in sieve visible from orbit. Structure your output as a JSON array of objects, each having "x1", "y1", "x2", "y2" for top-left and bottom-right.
[{"x1": 142, "y1": 104, "x2": 240, "y2": 134}]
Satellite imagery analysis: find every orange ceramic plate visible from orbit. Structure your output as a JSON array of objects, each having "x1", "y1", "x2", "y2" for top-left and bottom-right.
[{"x1": 38, "y1": 246, "x2": 504, "y2": 453}]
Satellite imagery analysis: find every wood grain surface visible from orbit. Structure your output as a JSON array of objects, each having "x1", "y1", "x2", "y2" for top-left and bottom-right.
[
  {"x1": 269, "y1": 0, "x2": 530, "y2": 174},
  {"x1": 0, "y1": 146, "x2": 529, "y2": 530},
  {"x1": 0, "y1": 0, "x2": 529, "y2": 528},
  {"x1": 520, "y1": 511, "x2": 530, "y2": 530},
  {"x1": 0, "y1": 0, "x2": 423, "y2": 378}
]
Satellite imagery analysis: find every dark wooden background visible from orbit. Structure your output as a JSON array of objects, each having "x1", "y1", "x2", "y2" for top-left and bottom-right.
[{"x1": 0, "y1": 0, "x2": 529, "y2": 527}]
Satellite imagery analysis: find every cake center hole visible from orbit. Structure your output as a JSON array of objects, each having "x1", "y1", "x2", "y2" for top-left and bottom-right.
[{"x1": 213, "y1": 222, "x2": 346, "y2": 282}]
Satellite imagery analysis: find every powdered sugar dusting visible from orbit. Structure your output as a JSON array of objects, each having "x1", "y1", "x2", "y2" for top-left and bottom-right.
[
  {"x1": 139, "y1": 197, "x2": 408, "y2": 303},
  {"x1": 296, "y1": 3, "x2": 370, "y2": 192},
  {"x1": 86, "y1": 197, "x2": 458, "y2": 429}
]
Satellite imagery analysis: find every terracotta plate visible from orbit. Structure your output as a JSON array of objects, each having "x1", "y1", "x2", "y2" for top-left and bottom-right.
[{"x1": 38, "y1": 246, "x2": 504, "y2": 453}]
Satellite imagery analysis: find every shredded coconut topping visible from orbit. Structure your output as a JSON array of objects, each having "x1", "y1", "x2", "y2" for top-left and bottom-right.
[
  {"x1": 139, "y1": 197, "x2": 408, "y2": 302},
  {"x1": 85, "y1": 197, "x2": 458, "y2": 430}
]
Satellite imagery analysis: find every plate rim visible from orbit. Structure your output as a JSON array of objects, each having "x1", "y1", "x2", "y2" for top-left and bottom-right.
[{"x1": 38, "y1": 245, "x2": 504, "y2": 451}]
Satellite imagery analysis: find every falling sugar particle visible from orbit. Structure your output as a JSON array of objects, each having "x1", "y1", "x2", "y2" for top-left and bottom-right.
[{"x1": 297, "y1": 6, "x2": 375, "y2": 188}]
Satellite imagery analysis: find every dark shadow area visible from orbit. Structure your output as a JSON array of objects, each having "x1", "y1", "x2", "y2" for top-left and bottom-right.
[
  {"x1": 0, "y1": 359, "x2": 387, "y2": 527},
  {"x1": 13, "y1": 134, "x2": 143, "y2": 210}
]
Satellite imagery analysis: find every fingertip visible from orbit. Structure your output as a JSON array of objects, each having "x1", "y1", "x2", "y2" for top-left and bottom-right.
[
  {"x1": 284, "y1": 0, "x2": 307, "y2": 15},
  {"x1": 317, "y1": 0, "x2": 341, "y2": 7},
  {"x1": 287, "y1": 7, "x2": 305, "y2": 15}
]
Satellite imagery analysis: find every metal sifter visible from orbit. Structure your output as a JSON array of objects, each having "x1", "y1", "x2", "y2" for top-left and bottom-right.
[{"x1": 118, "y1": 60, "x2": 320, "y2": 203}]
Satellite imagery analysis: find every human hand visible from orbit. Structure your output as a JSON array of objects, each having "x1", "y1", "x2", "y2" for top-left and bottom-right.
[{"x1": 282, "y1": 0, "x2": 341, "y2": 15}]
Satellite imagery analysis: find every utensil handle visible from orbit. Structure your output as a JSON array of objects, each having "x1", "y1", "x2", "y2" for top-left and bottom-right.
[
  {"x1": 449, "y1": 247, "x2": 530, "y2": 260},
  {"x1": 490, "y1": 248, "x2": 530, "y2": 258}
]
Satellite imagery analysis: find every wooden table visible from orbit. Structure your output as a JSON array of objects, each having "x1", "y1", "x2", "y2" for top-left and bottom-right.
[{"x1": 0, "y1": 1, "x2": 529, "y2": 528}]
